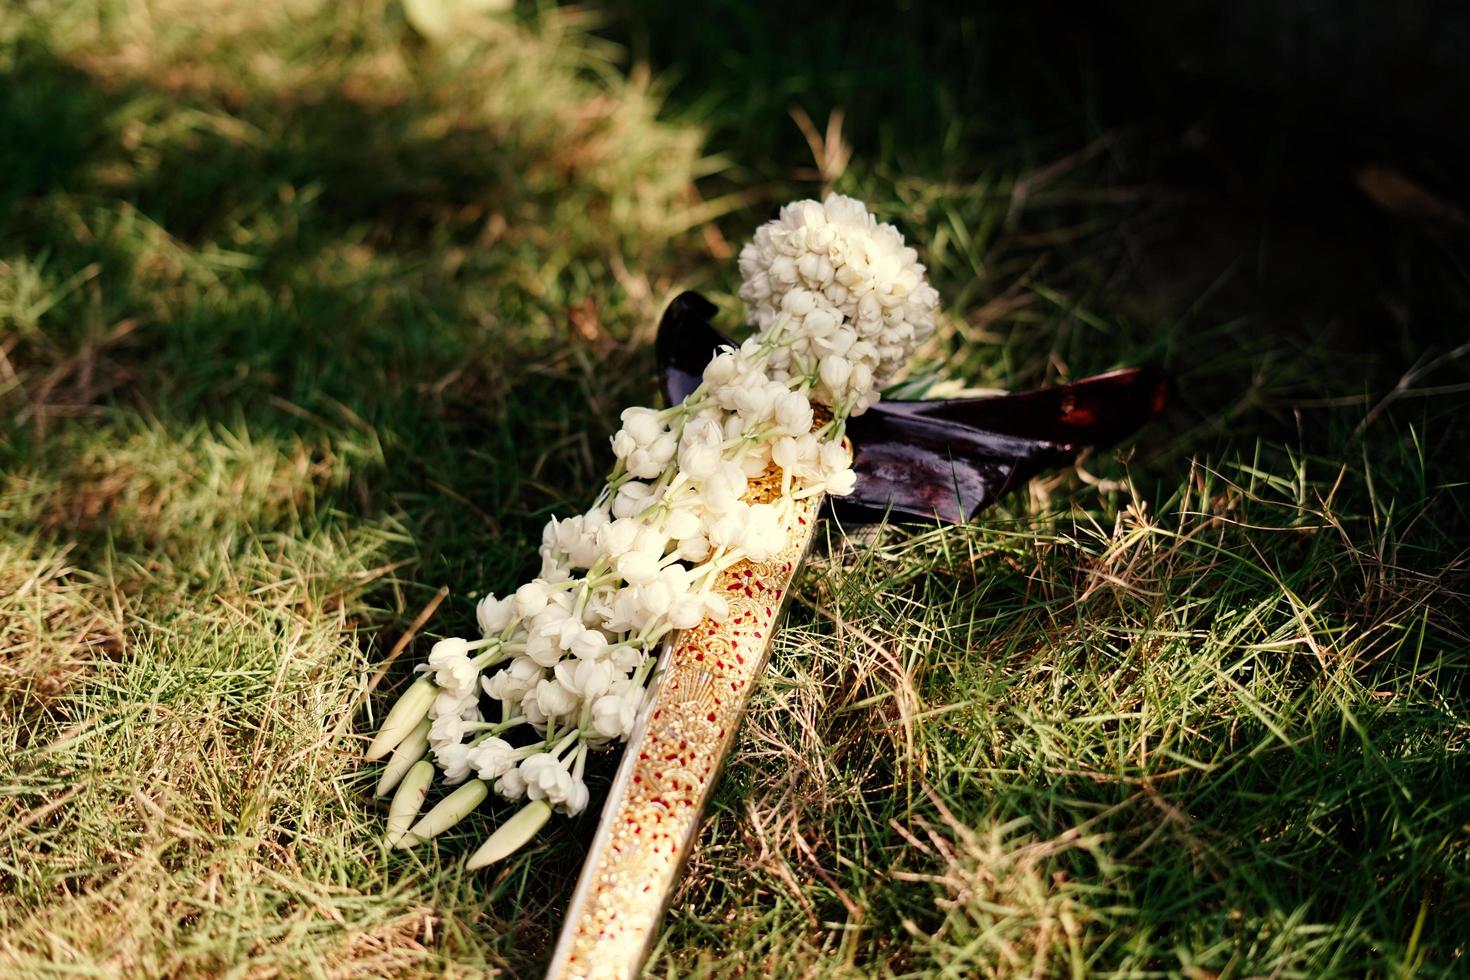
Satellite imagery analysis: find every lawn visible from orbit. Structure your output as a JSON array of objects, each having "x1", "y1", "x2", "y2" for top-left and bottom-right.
[{"x1": 2, "y1": 1, "x2": 1467, "y2": 976}]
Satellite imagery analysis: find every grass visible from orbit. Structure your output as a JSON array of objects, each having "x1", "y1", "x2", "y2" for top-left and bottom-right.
[{"x1": 2, "y1": 0, "x2": 1467, "y2": 976}]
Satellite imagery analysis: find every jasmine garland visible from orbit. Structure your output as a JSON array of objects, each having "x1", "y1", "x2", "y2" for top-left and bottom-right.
[{"x1": 365, "y1": 195, "x2": 938, "y2": 866}]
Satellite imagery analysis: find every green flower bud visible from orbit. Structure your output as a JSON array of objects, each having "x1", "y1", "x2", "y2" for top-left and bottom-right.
[
  {"x1": 375, "y1": 718, "x2": 431, "y2": 797},
  {"x1": 385, "y1": 760, "x2": 435, "y2": 847},
  {"x1": 466, "y1": 800, "x2": 553, "y2": 869},
  {"x1": 400, "y1": 779, "x2": 488, "y2": 848},
  {"x1": 365, "y1": 676, "x2": 436, "y2": 761}
]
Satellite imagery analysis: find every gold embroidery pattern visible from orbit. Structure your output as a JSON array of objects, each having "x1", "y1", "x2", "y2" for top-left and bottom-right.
[{"x1": 549, "y1": 476, "x2": 822, "y2": 979}]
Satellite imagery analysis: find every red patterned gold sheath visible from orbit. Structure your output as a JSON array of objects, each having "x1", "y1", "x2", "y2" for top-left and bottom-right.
[{"x1": 545, "y1": 473, "x2": 823, "y2": 980}]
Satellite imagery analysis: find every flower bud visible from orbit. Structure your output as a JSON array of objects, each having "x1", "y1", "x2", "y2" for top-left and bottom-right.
[
  {"x1": 384, "y1": 760, "x2": 435, "y2": 846},
  {"x1": 514, "y1": 581, "x2": 551, "y2": 618},
  {"x1": 775, "y1": 391, "x2": 814, "y2": 435},
  {"x1": 611, "y1": 429, "x2": 637, "y2": 459},
  {"x1": 619, "y1": 407, "x2": 663, "y2": 446},
  {"x1": 466, "y1": 800, "x2": 553, "y2": 869},
  {"x1": 780, "y1": 288, "x2": 816, "y2": 316},
  {"x1": 401, "y1": 779, "x2": 489, "y2": 847},
  {"x1": 819, "y1": 355, "x2": 852, "y2": 392},
  {"x1": 376, "y1": 718, "x2": 430, "y2": 797},
  {"x1": 803, "y1": 309, "x2": 836, "y2": 336},
  {"x1": 365, "y1": 676, "x2": 436, "y2": 761},
  {"x1": 702, "y1": 351, "x2": 738, "y2": 387}
]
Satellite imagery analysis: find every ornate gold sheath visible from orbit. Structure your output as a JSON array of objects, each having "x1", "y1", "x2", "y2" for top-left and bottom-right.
[{"x1": 546, "y1": 474, "x2": 824, "y2": 980}]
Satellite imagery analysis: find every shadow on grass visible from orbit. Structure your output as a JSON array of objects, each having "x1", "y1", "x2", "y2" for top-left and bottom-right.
[{"x1": 1, "y1": 33, "x2": 670, "y2": 578}]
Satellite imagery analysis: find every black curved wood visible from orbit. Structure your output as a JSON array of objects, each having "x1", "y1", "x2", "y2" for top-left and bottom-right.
[{"x1": 655, "y1": 290, "x2": 1168, "y2": 524}]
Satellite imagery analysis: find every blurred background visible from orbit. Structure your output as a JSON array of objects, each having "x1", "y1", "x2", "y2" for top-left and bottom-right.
[{"x1": 2, "y1": 1, "x2": 1467, "y2": 976}]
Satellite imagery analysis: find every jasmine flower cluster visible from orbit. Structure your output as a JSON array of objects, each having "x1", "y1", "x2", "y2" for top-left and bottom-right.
[
  {"x1": 366, "y1": 195, "x2": 936, "y2": 867},
  {"x1": 738, "y1": 194, "x2": 939, "y2": 415}
]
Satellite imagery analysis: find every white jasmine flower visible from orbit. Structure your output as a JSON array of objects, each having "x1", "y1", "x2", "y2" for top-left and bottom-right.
[
  {"x1": 663, "y1": 506, "x2": 702, "y2": 541},
  {"x1": 676, "y1": 533, "x2": 711, "y2": 563},
  {"x1": 534, "y1": 677, "x2": 579, "y2": 718},
  {"x1": 611, "y1": 428, "x2": 637, "y2": 459},
  {"x1": 429, "y1": 711, "x2": 470, "y2": 749},
  {"x1": 772, "y1": 433, "x2": 820, "y2": 479},
  {"x1": 704, "y1": 462, "x2": 748, "y2": 514},
  {"x1": 703, "y1": 592, "x2": 730, "y2": 621},
  {"x1": 560, "y1": 777, "x2": 591, "y2": 816},
  {"x1": 819, "y1": 354, "x2": 852, "y2": 393},
  {"x1": 615, "y1": 551, "x2": 660, "y2": 586},
  {"x1": 818, "y1": 440, "x2": 849, "y2": 476},
  {"x1": 668, "y1": 592, "x2": 707, "y2": 629},
  {"x1": 609, "y1": 643, "x2": 644, "y2": 673},
  {"x1": 555, "y1": 658, "x2": 615, "y2": 699},
  {"x1": 535, "y1": 608, "x2": 583, "y2": 652},
  {"x1": 476, "y1": 593, "x2": 515, "y2": 636},
  {"x1": 597, "y1": 516, "x2": 641, "y2": 557},
  {"x1": 591, "y1": 690, "x2": 640, "y2": 739},
  {"x1": 434, "y1": 657, "x2": 480, "y2": 698},
  {"x1": 638, "y1": 578, "x2": 674, "y2": 619},
  {"x1": 519, "y1": 753, "x2": 577, "y2": 809},
  {"x1": 681, "y1": 414, "x2": 723, "y2": 447},
  {"x1": 495, "y1": 766, "x2": 527, "y2": 800},
  {"x1": 427, "y1": 638, "x2": 470, "y2": 668},
  {"x1": 600, "y1": 587, "x2": 645, "y2": 634},
  {"x1": 523, "y1": 627, "x2": 564, "y2": 668},
  {"x1": 633, "y1": 525, "x2": 669, "y2": 557},
  {"x1": 823, "y1": 467, "x2": 857, "y2": 496},
  {"x1": 521, "y1": 695, "x2": 547, "y2": 730},
  {"x1": 514, "y1": 580, "x2": 552, "y2": 618},
  {"x1": 431, "y1": 690, "x2": 470, "y2": 722},
  {"x1": 743, "y1": 503, "x2": 787, "y2": 560},
  {"x1": 619, "y1": 406, "x2": 665, "y2": 446},
  {"x1": 469, "y1": 738, "x2": 519, "y2": 781},
  {"x1": 774, "y1": 390, "x2": 814, "y2": 436},
  {"x1": 701, "y1": 348, "x2": 740, "y2": 387},
  {"x1": 434, "y1": 742, "x2": 473, "y2": 784},
  {"x1": 481, "y1": 655, "x2": 542, "y2": 703},
  {"x1": 570, "y1": 628, "x2": 609, "y2": 661},
  {"x1": 539, "y1": 552, "x2": 572, "y2": 583},
  {"x1": 581, "y1": 506, "x2": 611, "y2": 534},
  {"x1": 678, "y1": 439, "x2": 721, "y2": 480},
  {"x1": 626, "y1": 447, "x2": 668, "y2": 480},
  {"x1": 708, "y1": 506, "x2": 753, "y2": 551}
]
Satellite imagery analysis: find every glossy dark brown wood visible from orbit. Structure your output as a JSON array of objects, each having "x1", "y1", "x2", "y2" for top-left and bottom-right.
[
  {"x1": 655, "y1": 291, "x2": 1168, "y2": 524},
  {"x1": 656, "y1": 291, "x2": 728, "y2": 405}
]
